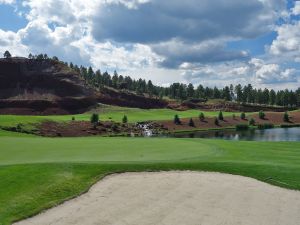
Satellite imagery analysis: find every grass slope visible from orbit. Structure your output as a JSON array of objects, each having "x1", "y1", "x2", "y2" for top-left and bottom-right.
[
  {"x1": 1, "y1": 135, "x2": 300, "y2": 224},
  {"x1": 0, "y1": 106, "x2": 238, "y2": 127}
]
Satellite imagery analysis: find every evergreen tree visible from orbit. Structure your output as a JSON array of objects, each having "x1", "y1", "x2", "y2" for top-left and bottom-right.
[
  {"x1": 174, "y1": 115, "x2": 181, "y2": 125},
  {"x1": 214, "y1": 117, "x2": 219, "y2": 126},
  {"x1": 259, "y1": 111, "x2": 265, "y2": 120},
  {"x1": 4, "y1": 50, "x2": 11, "y2": 59},
  {"x1": 218, "y1": 111, "x2": 224, "y2": 120},
  {"x1": 249, "y1": 118, "x2": 255, "y2": 126},
  {"x1": 240, "y1": 112, "x2": 246, "y2": 120},
  {"x1": 188, "y1": 118, "x2": 195, "y2": 127},
  {"x1": 269, "y1": 89, "x2": 276, "y2": 105},
  {"x1": 187, "y1": 83, "x2": 195, "y2": 99},
  {"x1": 199, "y1": 112, "x2": 205, "y2": 122},
  {"x1": 283, "y1": 112, "x2": 289, "y2": 122},
  {"x1": 90, "y1": 113, "x2": 99, "y2": 129},
  {"x1": 122, "y1": 115, "x2": 128, "y2": 123}
]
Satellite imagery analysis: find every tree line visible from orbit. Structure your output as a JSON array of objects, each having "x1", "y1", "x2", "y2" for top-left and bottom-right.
[
  {"x1": 72, "y1": 63, "x2": 300, "y2": 107},
  {"x1": 3, "y1": 51, "x2": 300, "y2": 107}
]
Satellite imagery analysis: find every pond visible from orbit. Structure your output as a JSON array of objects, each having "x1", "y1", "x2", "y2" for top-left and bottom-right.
[{"x1": 162, "y1": 127, "x2": 300, "y2": 142}]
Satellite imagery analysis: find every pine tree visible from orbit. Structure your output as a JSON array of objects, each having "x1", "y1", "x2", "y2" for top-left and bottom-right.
[
  {"x1": 241, "y1": 112, "x2": 246, "y2": 120},
  {"x1": 90, "y1": 113, "x2": 99, "y2": 129},
  {"x1": 188, "y1": 118, "x2": 195, "y2": 127},
  {"x1": 283, "y1": 112, "x2": 289, "y2": 122},
  {"x1": 4, "y1": 50, "x2": 11, "y2": 59},
  {"x1": 214, "y1": 117, "x2": 219, "y2": 126},
  {"x1": 199, "y1": 112, "x2": 205, "y2": 122},
  {"x1": 259, "y1": 111, "x2": 265, "y2": 120},
  {"x1": 218, "y1": 111, "x2": 224, "y2": 120},
  {"x1": 174, "y1": 115, "x2": 181, "y2": 125},
  {"x1": 122, "y1": 115, "x2": 128, "y2": 123},
  {"x1": 249, "y1": 118, "x2": 255, "y2": 126}
]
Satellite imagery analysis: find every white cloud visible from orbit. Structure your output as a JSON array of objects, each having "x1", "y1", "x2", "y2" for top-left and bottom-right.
[
  {"x1": 250, "y1": 58, "x2": 297, "y2": 83},
  {"x1": 292, "y1": 1, "x2": 300, "y2": 15},
  {"x1": 0, "y1": 29, "x2": 28, "y2": 56},
  {"x1": 1, "y1": 0, "x2": 299, "y2": 89},
  {"x1": 269, "y1": 21, "x2": 300, "y2": 62},
  {"x1": 0, "y1": 0, "x2": 15, "y2": 4},
  {"x1": 182, "y1": 58, "x2": 298, "y2": 88}
]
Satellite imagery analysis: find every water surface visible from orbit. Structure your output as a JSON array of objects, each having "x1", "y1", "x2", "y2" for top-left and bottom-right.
[{"x1": 164, "y1": 127, "x2": 300, "y2": 142}]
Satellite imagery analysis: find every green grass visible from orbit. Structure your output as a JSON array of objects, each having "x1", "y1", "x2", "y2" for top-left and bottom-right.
[
  {"x1": 1, "y1": 134, "x2": 300, "y2": 224},
  {"x1": 0, "y1": 105, "x2": 238, "y2": 128}
]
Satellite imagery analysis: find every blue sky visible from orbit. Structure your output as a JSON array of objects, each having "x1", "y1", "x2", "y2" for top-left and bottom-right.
[{"x1": 0, "y1": 0, "x2": 300, "y2": 89}]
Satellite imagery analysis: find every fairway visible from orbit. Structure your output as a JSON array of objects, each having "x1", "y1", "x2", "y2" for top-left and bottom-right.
[
  {"x1": 0, "y1": 105, "x2": 237, "y2": 127},
  {"x1": 1, "y1": 133, "x2": 300, "y2": 225}
]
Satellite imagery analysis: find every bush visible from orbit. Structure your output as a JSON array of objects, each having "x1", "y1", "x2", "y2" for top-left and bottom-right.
[
  {"x1": 259, "y1": 111, "x2": 265, "y2": 120},
  {"x1": 280, "y1": 124, "x2": 300, "y2": 128},
  {"x1": 257, "y1": 123, "x2": 274, "y2": 129},
  {"x1": 90, "y1": 113, "x2": 99, "y2": 129},
  {"x1": 122, "y1": 115, "x2": 128, "y2": 123},
  {"x1": 174, "y1": 115, "x2": 181, "y2": 125},
  {"x1": 112, "y1": 124, "x2": 119, "y2": 131},
  {"x1": 71, "y1": 116, "x2": 75, "y2": 121},
  {"x1": 236, "y1": 124, "x2": 249, "y2": 130},
  {"x1": 189, "y1": 118, "x2": 195, "y2": 127},
  {"x1": 218, "y1": 111, "x2": 224, "y2": 120},
  {"x1": 240, "y1": 112, "x2": 246, "y2": 120},
  {"x1": 214, "y1": 117, "x2": 219, "y2": 126},
  {"x1": 199, "y1": 112, "x2": 205, "y2": 122},
  {"x1": 232, "y1": 114, "x2": 236, "y2": 120},
  {"x1": 249, "y1": 118, "x2": 255, "y2": 126},
  {"x1": 283, "y1": 112, "x2": 289, "y2": 122}
]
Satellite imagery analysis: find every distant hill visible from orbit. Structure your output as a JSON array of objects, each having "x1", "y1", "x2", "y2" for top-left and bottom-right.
[{"x1": 0, "y1": 57, "x2": 167, "y2": 115}]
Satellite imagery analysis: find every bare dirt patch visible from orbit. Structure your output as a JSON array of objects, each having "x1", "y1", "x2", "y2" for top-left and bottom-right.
[
  {"x1": 160, "y1": 111, "x2": 300, "y2": 132},
  {"x1": 14, "y1": 172, "x2": 300, "y2": 225}
]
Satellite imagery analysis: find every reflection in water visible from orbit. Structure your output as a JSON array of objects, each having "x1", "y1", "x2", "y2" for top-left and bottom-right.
[{"x1": 166, "y1": 127, "x2": 300, "y2": 142}]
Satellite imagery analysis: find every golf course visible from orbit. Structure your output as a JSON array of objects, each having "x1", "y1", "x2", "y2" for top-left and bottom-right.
[{"x1": 1, "y1": 120, "x2": 300, "y2": 224}]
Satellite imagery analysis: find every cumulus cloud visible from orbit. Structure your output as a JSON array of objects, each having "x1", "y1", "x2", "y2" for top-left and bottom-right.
[
  {"x1": 292, "y1": 1, "x2": 300, "y2": 15},
  {"x1": 93, "y1": 0, "x2": 284, "y2": 44},
  {"x1": 269, "y1": 21, "x2": 300, "y2": 62},
  {"x1": 1, "y1": 0, "x2": 299, "y2": 88},
  {"x1": 0, "y1": 29, "x2": 28, "y2": 56},
  {"x1": 152, "y1": 39, "x2": 249, "y2": 68},
  {"x1": 0, "y1": 0, "x2": 15, "y2": 4},
  {"x1": 249, "y1": 58, "x2": 297, "y2": 83},
  {"x1": 182, "y1": 58, "x2": 298, "y2": 87},
  {"x1": 91, "y1": 0, "x2": 286, "y2": 68}
]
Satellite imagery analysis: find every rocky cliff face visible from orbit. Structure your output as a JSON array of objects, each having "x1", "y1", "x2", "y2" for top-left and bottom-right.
[{"x1": 0, "y1": 58, "x2": 97, "y2": 114}]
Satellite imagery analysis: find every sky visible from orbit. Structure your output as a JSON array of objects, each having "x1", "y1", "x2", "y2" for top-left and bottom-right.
[{"x1": 0, "y1": 0, "x2": 300, "y2": 89}]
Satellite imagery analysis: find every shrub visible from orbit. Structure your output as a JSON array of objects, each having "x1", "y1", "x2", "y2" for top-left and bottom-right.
[
  {"x1": 174, "y1": 115, "x2": 181, "y2": 125},
  {"x1": 259, "y1": 111, "x2": 265, "y2": 120},
  {"x1": 240, "y1": 112, "x2": 246, "y2": 120},
  {"x1": 283, "y1": 112, "x2": 289, "y2": 122},
  {"x1": 71, "y1": 116, "x2": 75, "y2": 121},
  {"x1": 199, "y1": 112, "x2": 205, "y2": 122},
  {"x1": 214, "y1": 117, "x2": 219, "y2": 126},
  {"x1": 249, "y1": 118, "x2": 255, "y2": 126},
  {"x1": 112, "y1": 124, "x2": 119, "y2": 131},
  {"x1": 280, "y1": 124, "x2": 300, "y2": 128},
  {"x1": 218, "y1": 111, "x2": 224, "y2": 120},
  {"x1": 122, "y1": 115, "x2": 128, "y2": 123},
  {"x1": 257, "y1": 123, "x2": 274, "y2": 129},
  {"x1": 236, "y1": 124, "x2": 249, "y2": 130},
  {"x1": 90, "y1": 113, "x2": 99, "y2": 129},
  {"x1": 189, "y1": 118, "x2": 195, "y2": 127},
  {"x1": 232, "y1": 114, "x2": 236, "y2": 120}
]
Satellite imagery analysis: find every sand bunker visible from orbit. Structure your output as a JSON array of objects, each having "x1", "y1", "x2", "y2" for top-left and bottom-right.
[{"x1": 14, "y1": 172, "x2": 300, "y2": 225}]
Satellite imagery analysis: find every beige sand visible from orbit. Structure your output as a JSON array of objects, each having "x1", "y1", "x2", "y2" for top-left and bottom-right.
[{"x1": 14, "y1": 172, "x2": 300, "y2": 225}]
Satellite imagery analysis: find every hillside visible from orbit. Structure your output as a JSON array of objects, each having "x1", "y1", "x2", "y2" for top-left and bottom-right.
[{"x1": 0, "y1": 57, "x2": 167, "y2": 115}]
